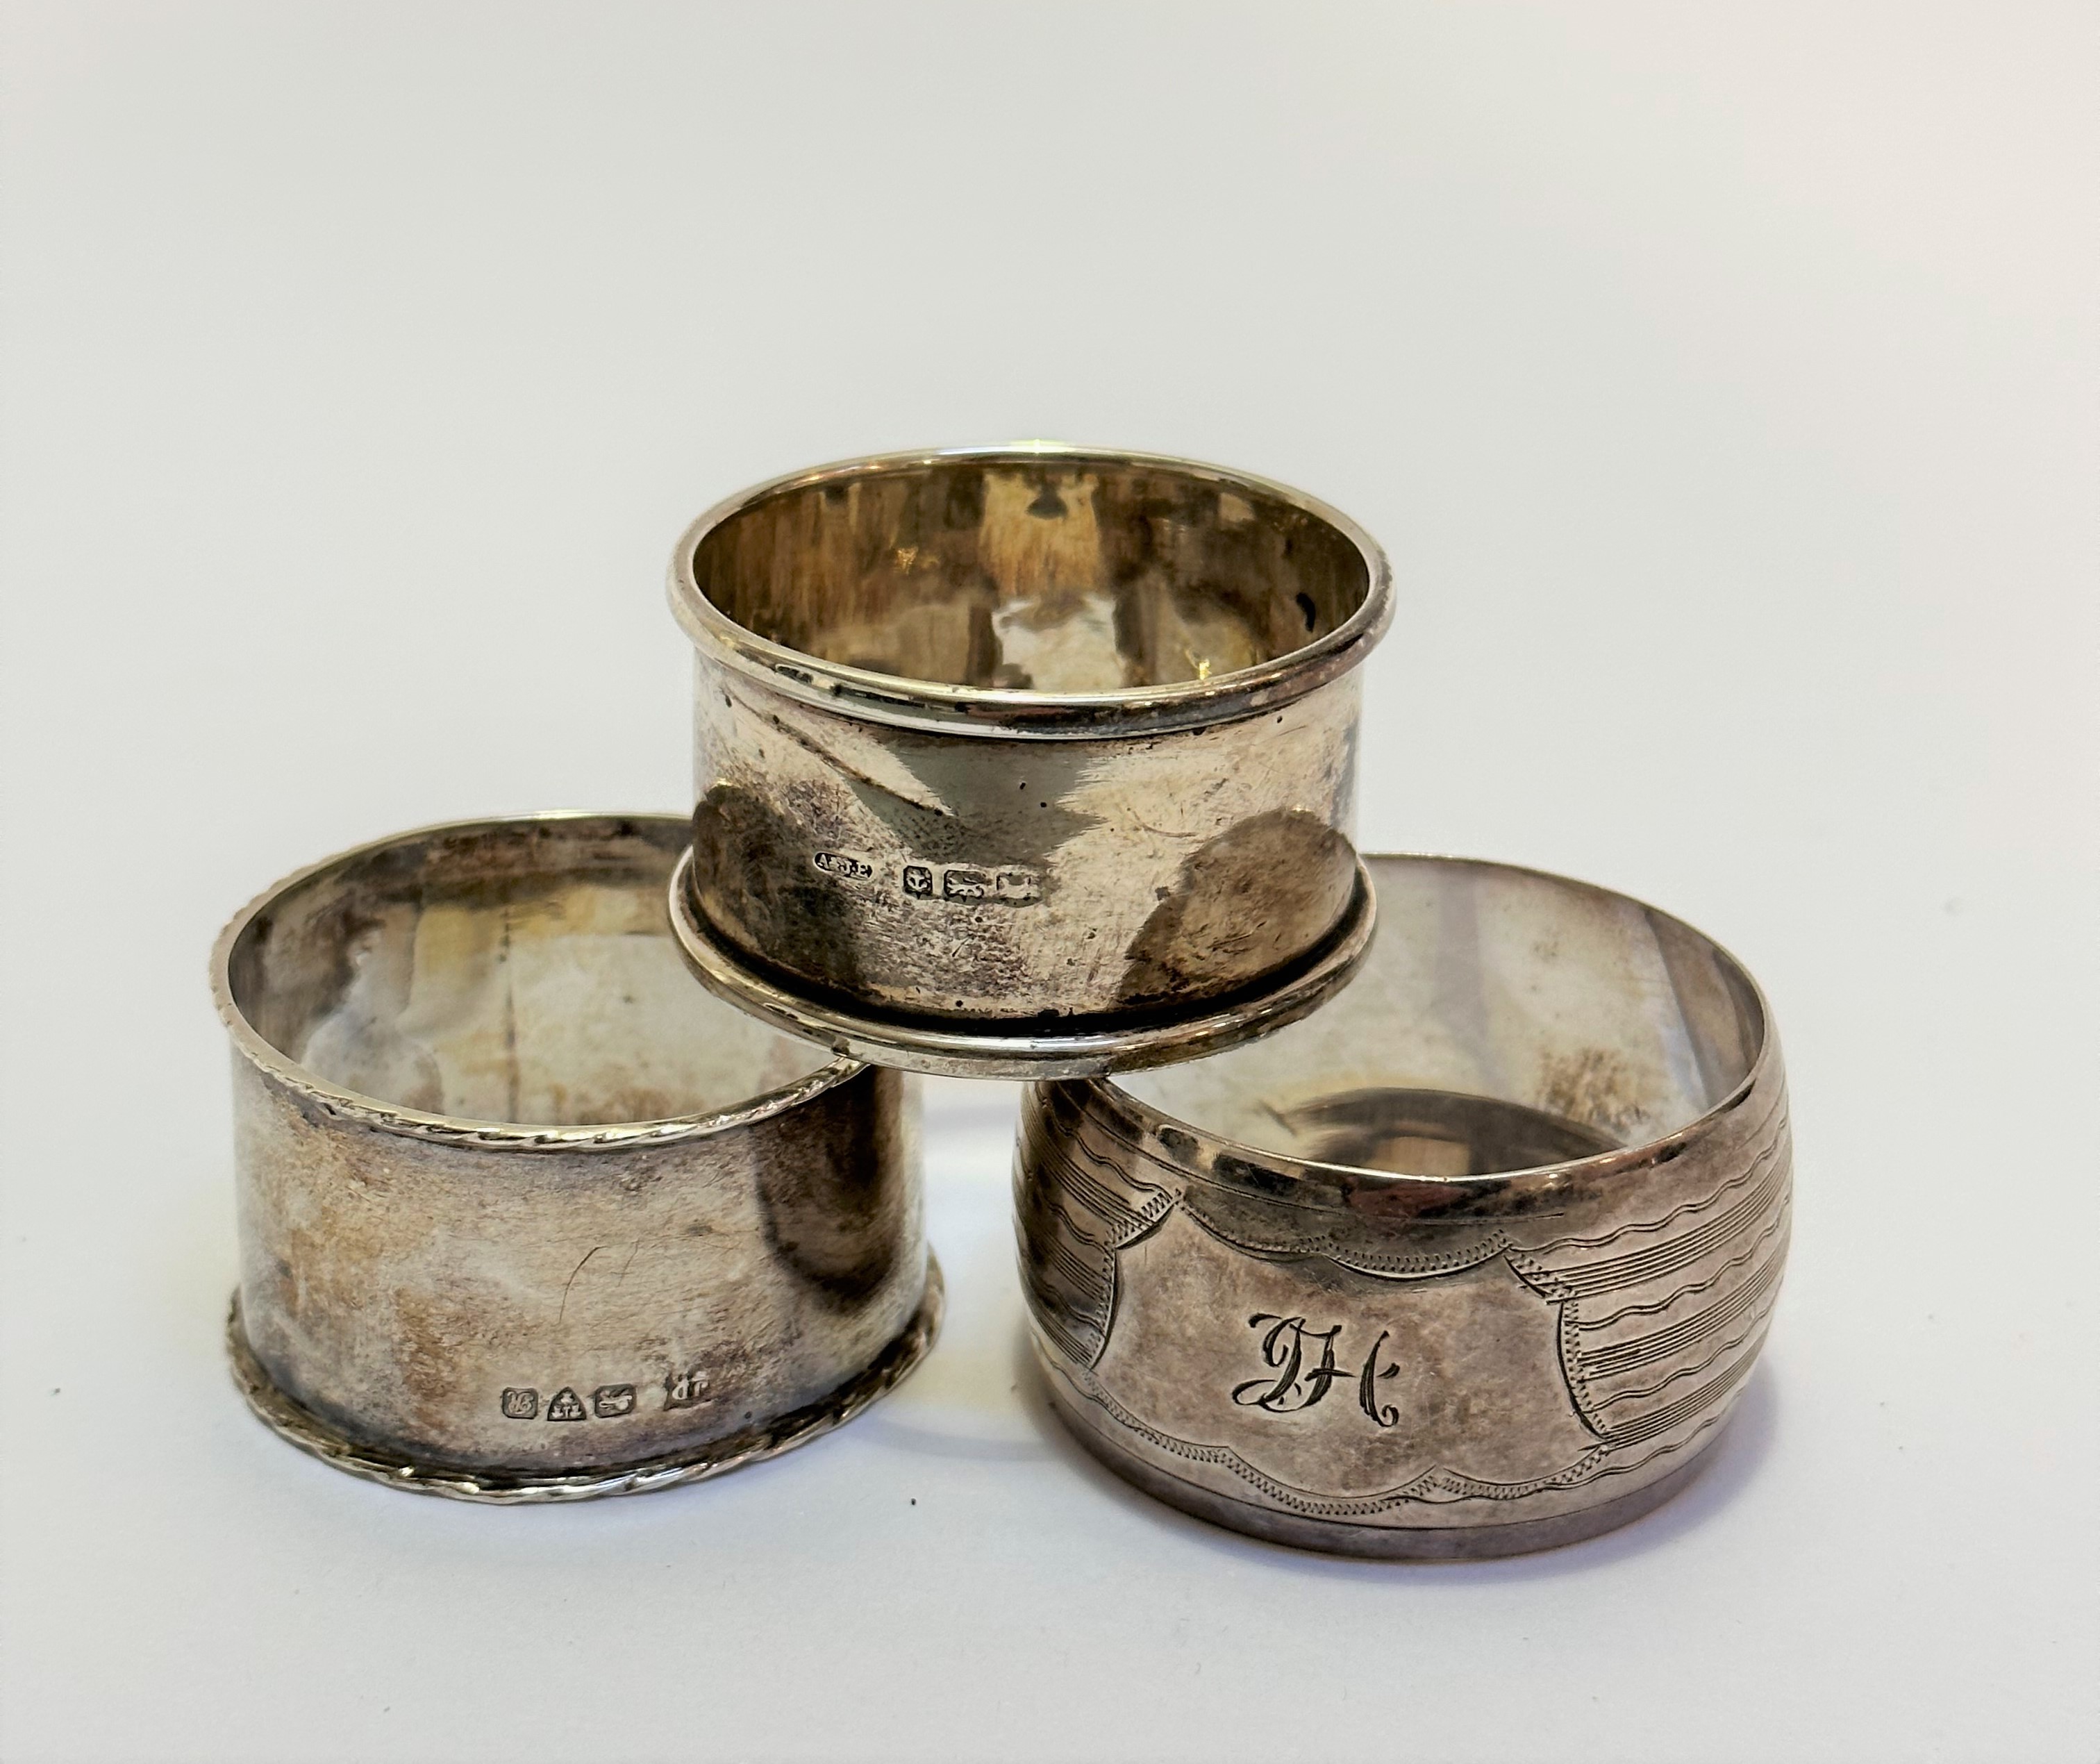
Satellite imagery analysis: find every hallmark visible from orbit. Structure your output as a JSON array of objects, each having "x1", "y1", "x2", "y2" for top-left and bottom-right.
[
  {"x1": 812, "y1": 850, "x2": 874, "y2": 881},
  {"x1": 901, "y1": 860, "x2": 1040, "y2": 904},
  {"x1": 664, "y1": 1367, "x2": 708, "y2": 1409},
  {"x1": 500, "y1": 1375, "x2": 692, "y2": 1417}
]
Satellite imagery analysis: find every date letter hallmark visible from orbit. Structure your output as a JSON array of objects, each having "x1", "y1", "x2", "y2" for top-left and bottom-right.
[{"x1": 1231, "y1": 1314, "x2": 1401, "y2": 1429}]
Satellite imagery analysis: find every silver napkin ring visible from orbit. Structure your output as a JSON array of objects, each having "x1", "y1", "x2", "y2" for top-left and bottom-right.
[
  {"x1": 1017, "y1": 854, "x2": 1789, "y2": 1557},
  {"x1": 667, "y1": 443, "x2": 1392, "y2": 1079},
  {"x1": 212, "y1": 813, "x2": 938, "y2": 1502}
]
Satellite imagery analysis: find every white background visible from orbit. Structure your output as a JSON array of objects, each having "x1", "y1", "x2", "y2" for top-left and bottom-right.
[{"x1": 2, "y1": 5, "x2": 2092, "y2": 1760}]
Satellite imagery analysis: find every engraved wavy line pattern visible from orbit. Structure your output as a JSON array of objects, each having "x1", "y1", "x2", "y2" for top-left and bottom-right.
[
  {"x1": 1041, "y1": 1089, "x2": 1511, "y2": 1284},
  {"x1": 1531, "y1": 1157, "x2": 1789, "y2": 1300},
  {"x1": 1062, "y1": 1090, "x2": 1340, "y2": 1216},
  {"x1": 1057, "y1": 1156, "x2": 1174, "y2": 1240},
  {"x1": 1577, "y1": 1232, "x2": 1789, "y2": 1379},
  {"x1": 1031, "y1": 1310, "x2": 1092, "y2": 1374},
  {"x1": 1018, "y1": 1095, "x2": 1181, "y2": 1370},
  {"x1": 1024, "y1": 1079, "x2": 1788, "y2": 1517},
  {"x1": 1019, "y1": 1265, "x2": 1101, "y2": 1372},
  {"x1": 1052, "y1": 1082, "x2": 1788, "y2": 1290},
  {"x1": 1034, "y1": 1095, "x2": 1183, "y2": 1226},
  {"x1": 1053, "y1": 1101, "x2": 1143, "y2": 1177},
  {"x1": 1076, "y1": 1079, "x2": 1788, "y2": 1239},
  {"x1": 1574, "y1": 1204, "x2": 1792, "y2": 1331},
  {"x1": 1582, "y1": 1293, "x2": 1782, "y2": 1414},
  {"x1": 1528, "y1": 1092, "x2": 1789, "y2": 1251},
  {"x1": 1529, "y1": 1119, "x2": 1789, "y2": 1254},
  {"x1": 1021, "y1": 1108, "x2": 1111, "y2": 1220},
  {"x1": 1599, "y1": 1331, "x2": 1765, "y2": 1447},
  {"x1": 1024, "y1": 1110, "x2": 1174, "y2": 1256},
  {"x1": 1019, "y1": 1247, "x2": 1098, "y2": 1370},
  {"x1": 1035, "y1": 1108, "x2": 1788, "y2": 1399},
  {"x1": 1062, "y1": 1104, "x2": 1176, "y2": 1188},
  {"x1": 1048, "y1": 1234, "x2": 1106, "y2": 1290}
]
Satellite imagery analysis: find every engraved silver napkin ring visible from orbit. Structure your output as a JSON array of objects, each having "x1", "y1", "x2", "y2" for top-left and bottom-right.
[
  {"x1": 212, "y1": 813, "x2": 939, "y2": 1502},
  {"x1": 666, "y1": 444, "x2": 1393, "y2": 1079},
  {"x1": 211, "y1": 445, "x2": 1791, "y2": 1557},
  {"x1": 1016, "y1": 854, "x2": 1789, "y2": 1558}
]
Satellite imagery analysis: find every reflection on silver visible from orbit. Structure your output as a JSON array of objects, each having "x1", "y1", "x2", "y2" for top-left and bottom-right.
[
  {"x1": 211, "y1": 813, "x2": 935, "y2": 1501},
  {"x1": 1017, "y1": 855, "x2": 1790, "y2": 1558},
  {"x1": 667, "y1": 444, "x2": 1392, "y2": 1079}
]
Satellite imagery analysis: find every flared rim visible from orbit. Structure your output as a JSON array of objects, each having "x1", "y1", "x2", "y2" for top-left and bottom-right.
[
  {"x1": 225, "y1": 1260, "x2": 944, "y2": 1501},
  {"x1": 209, "y1": 811, "x2": 864, "y2": 1151},
  {"x1": 667, "y1": 847, "x2": 1379, "y2": 1079},
  {"x1": 667, "y1": 442, "x2": 1394, "y2": 739},
  {"x1": 1089, "y1": 851, "x2": 1778, "y2": 1194}
]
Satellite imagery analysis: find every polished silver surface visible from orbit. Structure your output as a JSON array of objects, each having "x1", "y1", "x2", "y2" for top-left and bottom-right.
[
  {"x1": 1018, "y1": 855, "x2": 1790, "y2": 1558},
  {"x1": 212, "y1": 813, "x2": 935, "y2": 1501},
  {"x1": 667, "y1": 444, "x2": 1392, "y2": 1078}
]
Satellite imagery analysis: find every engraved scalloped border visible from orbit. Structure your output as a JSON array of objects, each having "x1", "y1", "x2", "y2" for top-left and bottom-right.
[
  {"x1": 1046, "y1": 1347, "x2": 1742, "y2": 1522},
  {"x1": 226, "y1": 1257, "x2": 944, "y2": 1504},
  {"x1": 1060, "y1": 1075, "x2": 1790, "y2": 1283}
]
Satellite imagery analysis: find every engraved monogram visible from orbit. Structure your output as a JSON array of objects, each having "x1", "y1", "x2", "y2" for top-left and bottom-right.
[{"x1": 1231, "y1": 1313, "x2": 1402, "y2": 1429}]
